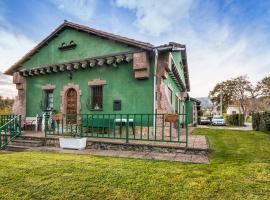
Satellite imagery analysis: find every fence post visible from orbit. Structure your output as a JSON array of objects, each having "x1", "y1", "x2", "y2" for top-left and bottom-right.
[
  {"x1": 126, "y1": 114, "x2": 129, "y2": 143},
  {"x1": 19, "y1": 115, "x2": 21, "y2": 136},
  {"x1": 185, "y1": 113, "x2": 188, "y2": 147},
  {"x1": 44, "y1": 115, "x2": 48, "y2": 138}
]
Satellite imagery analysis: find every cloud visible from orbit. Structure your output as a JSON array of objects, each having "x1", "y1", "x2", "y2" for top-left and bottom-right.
[
  {"x1": 0, "y1": 25, "x2": 35, "y2": 98},
  {"x1": 51, "y1": 0, "x2": 99, "y2": 22},
  {"x1": 114, "y1": 0, "x2": 270, "y2": 97},
  {"x1": 0, "y1": 72, "x2": 16, "y2": 98},
  {"x1": 115, "y1": 0, "x2": 194, "y2": 36},
  {"x1": 0, "y1": 28, "x2": 36, "y2": 72}
]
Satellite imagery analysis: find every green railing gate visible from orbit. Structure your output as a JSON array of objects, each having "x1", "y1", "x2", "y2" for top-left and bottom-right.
[
  {"x1": 0, "y1": 115, "x2": 22, "y2": 149},
  {"x1": 45, "y1": 113, "x2": 189, "y2": 146}
]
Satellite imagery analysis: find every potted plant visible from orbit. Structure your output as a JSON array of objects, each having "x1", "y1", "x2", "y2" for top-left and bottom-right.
[
  {"x1": 165, "y1": 114, "x2": 179, "y2": 122},
  {"x1": 59, "y1": 117, "x2": 87, "y2": 150}
]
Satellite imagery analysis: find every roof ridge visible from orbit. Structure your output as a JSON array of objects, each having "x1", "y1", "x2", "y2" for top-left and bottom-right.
[{"x1": 64, "y1": 20, "x2": 154, "y2": 48}]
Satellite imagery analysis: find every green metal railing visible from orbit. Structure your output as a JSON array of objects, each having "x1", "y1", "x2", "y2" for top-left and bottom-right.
[
  {"x1": 45, "y1": 113, "x2": 188, "y2": 145},
  {"x1": 0, "y1": 115, "x2": 21, "y2": 149}
]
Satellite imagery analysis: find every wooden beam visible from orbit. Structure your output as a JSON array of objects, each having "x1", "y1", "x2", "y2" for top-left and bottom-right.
[
  {"x1": 89, "y1": 60, "x2": 96, "y2": 68},
  {"x1": 40, "y1": 68, "x2": 45, "y2": 74},
  {"x1": 73, "y1": 62, "x2": 80, "y2": 69},
  {"x1": 66, "y1": 64, "x2": 72, "y2": 71},
  {"x1": 115, "y1": 55, "x2": 124, "y2": 63},
  {"x1": 22, "y1": 71, "x2": 28, "y2": 77},
  {"x1": 80, "y1": 61, "x2": 87, "y2": 69},
  {"x1": 59, "y1": 65, "x2": 65, "y2": 71},
  {"x1": 125, "y1": 54, "x2": 133, "y2": 62},
  {"x1": 46, "y1": 67, "x2": 51, "y2": 73},
  {"x1": 106, "y1": 57, "x2": 115, "y2": 65},
  {"x1": 97, "y1": 58, "x2": 105, "y2": 66},
  {"x1": 52, "y1": 66, "x2": 58, "y2": 73},
  {"x1": 28, "y1": 70, "x2": 34, "y2": 76},
  {"x1": 34, "y1": 69, "x2": 39, "y2": 75}
]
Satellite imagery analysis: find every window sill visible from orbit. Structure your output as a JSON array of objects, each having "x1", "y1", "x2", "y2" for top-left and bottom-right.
[{"x1": 90, "y1": 109, "x2": 103, "y2": 111}]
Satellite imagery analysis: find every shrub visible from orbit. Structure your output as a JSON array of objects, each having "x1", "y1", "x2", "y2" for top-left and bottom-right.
[
  {"x1": 225, "y1": 114, "x2": 245, "y2": 126},
  {"x1": 252, "y1": 111, "x2": 270, "y2": 132}
]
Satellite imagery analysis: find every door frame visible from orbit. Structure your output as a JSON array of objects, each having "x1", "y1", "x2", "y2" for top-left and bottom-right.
[{"x1": 60, "y1": 83, "x2": 82, "y2": 115}]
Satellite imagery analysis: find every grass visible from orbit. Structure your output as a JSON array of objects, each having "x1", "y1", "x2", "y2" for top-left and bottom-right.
[{"x1": 0, "y1": 129, "x2": 269, "y2": 200}]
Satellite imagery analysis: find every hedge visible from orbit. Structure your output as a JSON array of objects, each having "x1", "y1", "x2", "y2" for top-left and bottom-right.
[
  {"x1": 252, "y1": 111, "x2": 270, "y2": 132},
  {"x1": 225, "y1": 114, "x2": 245, "y2": 126}
]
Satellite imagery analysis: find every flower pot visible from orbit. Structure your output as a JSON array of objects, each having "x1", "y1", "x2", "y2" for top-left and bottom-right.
[
  {"x1": 165, "y1": 114, "x2": 178, "y2": 122},
  {"x1": 59, "y1": 137, "x2": 87, "y2": 150},
  {"x1": 52, "y1": 113, "x2": 63, "y2": 121}
]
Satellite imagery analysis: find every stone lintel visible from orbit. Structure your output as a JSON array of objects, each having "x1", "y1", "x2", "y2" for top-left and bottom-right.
[
  {"x1": 88, "y1": 79, "x2": 107, "y2": 86},
  {"x1": 42, "y1": 84, "x2": 56, "y2": 90}
]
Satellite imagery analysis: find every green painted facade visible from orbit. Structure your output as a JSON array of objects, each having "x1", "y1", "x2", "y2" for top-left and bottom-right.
[
  {"x1": 15, "y1": 26, "x2": 190, "y2": 119},
  {"x1": 164, "y1": 52, "x2": 186, "y2": 115},
  {"x1": 21, "y1": 28, "x2": 137, "y2": 69},
  {"x1": 26, "y1": 62, "x2": 154, "y2": 116},
  {"x1": 21, "y1": 28, "x2": 154, "y2": 117},
  {"x1": 186, "y1": 100, "x2": 194, "y2": 124}
]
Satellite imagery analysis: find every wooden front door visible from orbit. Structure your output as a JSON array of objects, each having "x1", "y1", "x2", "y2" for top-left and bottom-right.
[{"x1": 66, "y1": 88, "x2": 77, "y2": 123}]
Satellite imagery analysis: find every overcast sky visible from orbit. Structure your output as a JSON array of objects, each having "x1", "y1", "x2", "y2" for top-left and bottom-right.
[{"x1": 0, "y1": 0, "x2": 270, "y2": 98}]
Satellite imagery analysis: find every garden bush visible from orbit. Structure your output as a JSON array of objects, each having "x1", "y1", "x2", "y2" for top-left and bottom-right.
[
  {"x1": 252, "y1": 111, "x2": 270, "y2": 132},
  {"x1": 225, "y1": 114, "x2": 245, "y2": 126}
]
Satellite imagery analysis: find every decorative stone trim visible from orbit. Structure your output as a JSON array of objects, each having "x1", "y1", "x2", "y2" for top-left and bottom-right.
[
  {"x1": 60, "y1": 83, "x2": 82, "y2": 114},
  {"x1": 19, "y1": 52, "x2": 134, "y2": 77},
  {"x1": 88, "y1": 79, "x2": 107, "y2": 86},
  {"x1": 42, "y1": 84, "x2": 56, "y2": 90}
]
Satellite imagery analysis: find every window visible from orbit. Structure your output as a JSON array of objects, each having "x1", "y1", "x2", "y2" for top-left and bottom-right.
[
  {"x1": 113, "y1": 100, "x2": 121, "y2": 111},
  {"x1": 44, "y1": 90, "x2": 53, "y2": 111},
  {"x1": 91, "y1": 85, "x2": 103, "y2": 110}
]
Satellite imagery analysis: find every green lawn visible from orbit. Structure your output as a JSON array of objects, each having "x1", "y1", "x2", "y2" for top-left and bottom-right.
[{"x1": 0, "y1": 129, "x2": 269, "y2": 200}]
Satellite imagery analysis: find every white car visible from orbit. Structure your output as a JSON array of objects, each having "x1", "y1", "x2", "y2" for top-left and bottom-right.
[{"x1": 212, "y1": 116, "x2": 226, "y2": 126}]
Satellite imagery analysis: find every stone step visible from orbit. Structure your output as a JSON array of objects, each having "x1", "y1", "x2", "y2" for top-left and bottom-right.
[
  {"x1": 10, "y1": 139, "x2": 44, "y2": 147},
  {"x1": 4, "y1": 145, "x2": 30, "y2": 152}
]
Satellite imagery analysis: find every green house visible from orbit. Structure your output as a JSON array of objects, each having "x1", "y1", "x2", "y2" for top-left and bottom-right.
[{"x1": 5, "y1": 21, "x2": 191, "y2": 126}]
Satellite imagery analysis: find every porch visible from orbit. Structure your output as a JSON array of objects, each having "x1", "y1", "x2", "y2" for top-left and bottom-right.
[
  {"x1": 22, "y1": 128, "x2": 208, "y2": 152},
  {"x1": 1, "y1": 114, "x2": 209, "y2": 163}
]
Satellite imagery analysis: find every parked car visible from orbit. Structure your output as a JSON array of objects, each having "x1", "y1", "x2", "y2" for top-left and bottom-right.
[
  {"x1": 212, "y1": 116, "x2": 226, "y2": 126},
  {"x1": 199, "y1": 117, "x2": 211, "y2": 125}
]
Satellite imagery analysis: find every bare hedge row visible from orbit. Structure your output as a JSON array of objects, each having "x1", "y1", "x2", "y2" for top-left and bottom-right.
[{"x1": 252, "y1": 112, "x2": 270, "y2": 132}]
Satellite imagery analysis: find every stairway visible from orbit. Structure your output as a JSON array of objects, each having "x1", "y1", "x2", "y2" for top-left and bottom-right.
[{"x1": 5, "y1": 137, "x2": 44, "y2": 152}]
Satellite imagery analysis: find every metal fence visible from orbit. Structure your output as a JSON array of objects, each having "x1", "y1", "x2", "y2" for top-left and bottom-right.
[
  {"x1": 45, "y1": 113, "x2": 188, "y2": 145},
  {"x1": 0, "y1": 115, "x2": 21, "y2": 149}
]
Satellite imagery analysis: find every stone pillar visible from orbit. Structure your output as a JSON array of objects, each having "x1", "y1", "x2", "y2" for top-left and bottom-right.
[
  {"x1": 156, "y1": 52, "x2": 173, "y2": 114},
  {"x1": 12, "y1": 72, "x2": 26, "y2": 118}
]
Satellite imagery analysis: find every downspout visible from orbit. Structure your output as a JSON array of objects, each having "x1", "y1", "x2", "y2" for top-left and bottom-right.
[{"x1": 153, "y1": 48, "x2": 158, "y2": 133}]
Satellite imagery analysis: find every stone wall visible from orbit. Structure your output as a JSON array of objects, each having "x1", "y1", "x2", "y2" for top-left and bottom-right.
[
  {"x1": 156, "y1": 52, "x2": 174, "y2": 114},
  {"x1": 12, "y1": 72, "x2": 26, "y2": 118}
]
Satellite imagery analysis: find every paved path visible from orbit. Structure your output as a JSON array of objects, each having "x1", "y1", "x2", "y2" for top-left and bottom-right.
[
  {"x1": 18, "y1": 146, "x2": 209, "y2": 164},
  {"x1": 198, "y1": 123, "x2": 253, "y2": 131},
  {"x1": 12, "y1": 128, "x2": 209, "y2": 164}
]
